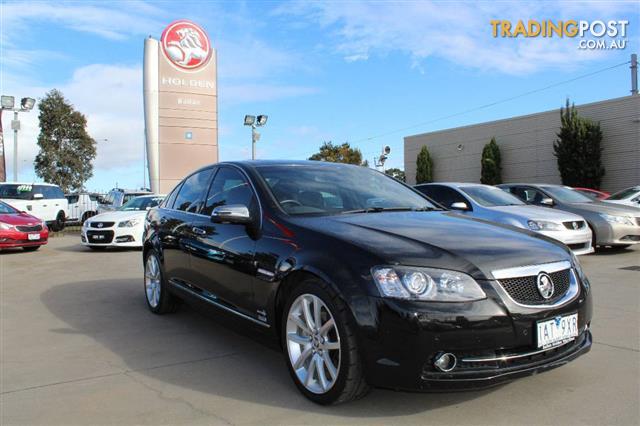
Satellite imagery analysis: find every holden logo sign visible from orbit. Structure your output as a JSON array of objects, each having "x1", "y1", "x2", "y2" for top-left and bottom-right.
[
  {"x1": 536, "y1": 272, "x2": 555, "y2": 300},
  {"x1": 161, "y1": 20, "x2": 212, "y2": 70}
]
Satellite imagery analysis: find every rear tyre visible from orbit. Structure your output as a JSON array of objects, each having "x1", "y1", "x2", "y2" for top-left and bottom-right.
[
  {"x1": 81, "y1": 211, "x2": 96, "y2": 224},
  {"x1": 23, "y1": 246, "x2": 40, "y2": 252},
  {"x1": 50, "y1": 211, "x2": 66, "y2": 232},
  {"x1": 281, "y1": 277, "x2": 370, "y2": 405},
  {"x1": 144, "y1": 250, "x2": 177, "y2": 314}
]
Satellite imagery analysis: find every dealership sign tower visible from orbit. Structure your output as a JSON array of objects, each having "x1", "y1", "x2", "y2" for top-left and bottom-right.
[{"x1": 143, "y1": 20, "x2": 218, "y2": 193}]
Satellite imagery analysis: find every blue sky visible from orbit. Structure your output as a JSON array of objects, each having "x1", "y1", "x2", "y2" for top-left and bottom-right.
[{"x1": 1, "y1": 0, "x2": 638, "y2": 191}]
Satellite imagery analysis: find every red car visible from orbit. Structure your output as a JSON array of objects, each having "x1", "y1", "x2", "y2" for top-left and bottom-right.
[
  {"x1": 573, "y1": 187, "x2": 610, "y2": 200},
  {"x1": 0, "y1": 201, "x2": 49, "y2": 251}
]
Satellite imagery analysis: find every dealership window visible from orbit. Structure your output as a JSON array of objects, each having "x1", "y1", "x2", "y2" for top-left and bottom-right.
[
  {"x1": 174, "y1": 169, "x2": 214, "y2": 213},
  {"x1": 202, "y1": 167, "x2": 255, "y2": 216}
]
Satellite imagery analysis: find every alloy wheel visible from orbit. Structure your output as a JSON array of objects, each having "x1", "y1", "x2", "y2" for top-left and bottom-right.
[
  {"x1": 286, "y1": 294, "x2": 341, "y2": 394},
  {"x1": 145, "y1": 255, "x2": 161, "y2": 308}
]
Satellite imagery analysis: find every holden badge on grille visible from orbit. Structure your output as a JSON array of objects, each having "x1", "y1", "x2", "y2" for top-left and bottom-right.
[{"x1": 536, "y1": 272, "x2": 555, "y2": 299}]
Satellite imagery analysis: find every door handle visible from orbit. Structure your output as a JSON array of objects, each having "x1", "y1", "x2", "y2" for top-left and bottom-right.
[{"x1": 192, "y1": 227, "x2": 206, "y2": 235}]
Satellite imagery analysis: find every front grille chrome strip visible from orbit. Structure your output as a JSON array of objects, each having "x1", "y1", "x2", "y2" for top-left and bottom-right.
[
  {"x1": 491, "y1": 260, "x2": 571, "y2": 280},
  {"x1": 460, "y1": 339, "x2": 575, "y2": 363}
]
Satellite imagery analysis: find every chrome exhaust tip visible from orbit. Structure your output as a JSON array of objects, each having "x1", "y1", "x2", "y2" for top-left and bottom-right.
[{"x1": 434, "y1": 352, "x2": 457, "y2": 372}]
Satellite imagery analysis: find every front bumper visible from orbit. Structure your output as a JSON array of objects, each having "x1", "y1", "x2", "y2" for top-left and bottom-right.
[
  {"x1": 538, "y1": 228, "x2": 593, "y2": 255},
  {"x1": 0, "y1": 230, "x2": 49, "y2": 248},
  {"x1": 81, "y1": 226, "x2": 142, "y2": 248},
  {"x1": 355, "y1": 277, "x2": 592, "y2": 391},
  {"x1": 595, "y1": 221, "x2": 640, "y2": 246}
]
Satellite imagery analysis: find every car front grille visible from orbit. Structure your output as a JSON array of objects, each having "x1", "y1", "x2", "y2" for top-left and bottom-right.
[
  {"x1": 86, "y1": 230, "x2": 114, "y2": 243},
  {"x1": 563, "y1": 220, "x2": 586, "y2": 230},
  {"x1": 16, "y1": 225, "x2": 43, "y2": 232},
  {"x1": 89, "y1": 221, "x2": 115, "y2": 228},
  {"x1": 498, "y1": 269, "x2": 571, "y2": 305}
]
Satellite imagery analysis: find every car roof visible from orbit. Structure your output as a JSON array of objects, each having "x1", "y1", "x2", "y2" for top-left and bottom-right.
[
  {"x1": 416, "y1": 182, "x2": 492, "y2": 189},
  {"x1": 0, "y1": 182, "x2": 59, "y2": 187}
]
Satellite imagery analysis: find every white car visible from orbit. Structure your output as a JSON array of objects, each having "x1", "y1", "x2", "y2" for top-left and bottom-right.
[
  {"x1": 604, "y1": 186, "x2": 640, "y2": 208},
  {"x1": 0, "y1": 182, "x2": 68, "y2": 231},
  {"x1": 81, "y1": 195, "x2": 164, "y2": 249}
]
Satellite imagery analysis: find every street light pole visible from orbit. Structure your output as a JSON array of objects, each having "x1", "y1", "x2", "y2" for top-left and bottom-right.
[
  {"x1": 13, "y1": 111, "x2": 18, "y2": 182},
  {"x1": 244, "y1": 115, "x2": 268, "y2": 160}
]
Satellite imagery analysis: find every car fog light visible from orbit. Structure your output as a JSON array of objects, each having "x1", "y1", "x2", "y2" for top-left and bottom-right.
[{"x1": 434, "y1": 352, "x2": 457, "y2": 372}]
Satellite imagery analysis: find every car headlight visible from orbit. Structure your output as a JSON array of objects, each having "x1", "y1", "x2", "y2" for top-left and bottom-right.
[
  {"x1": 118, "y1": 218, "x2": 140, "y2": 228},
  {"x1": 599, "y1": 213, "x2": 634, "y2": 226},
  {"x1": 570, "y1": 251, "x2": 589, "y2": 294},
  {"x1": 371, "y1": 266, "x2": 486, "y2": 302},
  {"x1": 527, "y1": 220, "x2": 562, "y2": 231},
  {"x1": 0, "y1": 222, "x2": 15, "y2": 231}
]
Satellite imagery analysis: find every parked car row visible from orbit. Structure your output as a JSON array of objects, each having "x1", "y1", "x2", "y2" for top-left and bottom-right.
[{"x1": 137, "y1": 160, "x2": 636, "y2": 405}]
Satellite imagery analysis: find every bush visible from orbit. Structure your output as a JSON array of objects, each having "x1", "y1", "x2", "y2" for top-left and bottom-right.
[
  {"x1": 416, "y1": 146, "x2": 433, "y2": 184},
  {"x1": 480, "y1": 137, "x2": 502, "y2": 185},
  {"x1": 553, "y1": 100, "x2": 605, "y2": 189}
]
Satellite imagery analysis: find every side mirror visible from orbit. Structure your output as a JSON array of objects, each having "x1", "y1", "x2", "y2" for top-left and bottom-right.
[
  {"x1": 212, "y1": 204, "x2": 252, "y2": 224},
  {"x1": 450, "y1": 202, "x2": 470, "y2": 211},
  {"x1": 32, "y1": 193, "x2": 44, "y2": 200},
  {"x1": 540, "y1": 198, "x2": 554, "y2": 207}
]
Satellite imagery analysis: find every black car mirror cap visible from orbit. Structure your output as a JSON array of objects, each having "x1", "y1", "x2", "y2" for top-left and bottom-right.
[
  {"x1": 211, "y1": 204, "x2": 252, "y2": 224},
  {"x1": 450, "y1": 202, "x2": 469, "y2": 211},
  {"x1": 540, "y1": 198, "x2": 555, "y2": 206}
]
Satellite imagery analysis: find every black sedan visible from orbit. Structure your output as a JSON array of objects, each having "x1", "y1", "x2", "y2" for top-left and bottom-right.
[{"x1": 143, "y1": 161, "x2": 592, "y2": 405}]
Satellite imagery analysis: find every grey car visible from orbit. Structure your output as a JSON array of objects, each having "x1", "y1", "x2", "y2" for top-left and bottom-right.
[
  {"x1": 416, "y1": 183, "x2": 593, "y2": 255},
  {"x1": 499, "y1": 184, "x2": 640, "y2": 248}
]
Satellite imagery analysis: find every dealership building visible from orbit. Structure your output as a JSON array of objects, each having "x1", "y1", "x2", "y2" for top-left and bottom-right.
[{"x1": 404, "y1": 95, "x2": 639, "y2": 193}]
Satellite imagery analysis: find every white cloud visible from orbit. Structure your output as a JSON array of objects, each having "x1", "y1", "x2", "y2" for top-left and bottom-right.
[
  {"x1": 277, "y1": 0, "x2": 638, "y2": 74},
  {"x1": 2, "y1": 63, "x2": 145, "y2": 180}
]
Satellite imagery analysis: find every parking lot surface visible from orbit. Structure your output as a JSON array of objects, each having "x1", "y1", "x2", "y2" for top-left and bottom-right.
[{"x1": 1, "y1": 235, "x2": 639, "y2": 425}]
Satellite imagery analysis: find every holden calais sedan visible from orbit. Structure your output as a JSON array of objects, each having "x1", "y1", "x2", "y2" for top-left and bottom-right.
[
  {"x1": 82, "y1": 195, "x2": 164, "y2": 250},
  {"x1": 415, "y1": 183, "x2": 593, "y2": 255},
  {"x1": 143, "y1": 161, "x2": 592, "y2": 404}
]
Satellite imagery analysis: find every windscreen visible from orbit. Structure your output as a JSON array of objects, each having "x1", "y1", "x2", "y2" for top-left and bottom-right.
[
  {"x1": 460, "y1": 186, "x2": 525, "y2": 207},
  {"x1": 541, "y1": 186, "x2": 594, "y2": 203},
  {"x1": 118, "y1": 196, "x2": 165, "y2": 211},
  {"x1": 607, "y1": 187, "x2": 640, "y2": 200},
  {"x1": 0, "y1": 201, "x2": 18, "y2": 214},
  {"x1": 256, "y1": 164, "x2": 436, "y2": 215},
  {"x1": 0, "y1": 184, "x2": 34, "y2": 200}
]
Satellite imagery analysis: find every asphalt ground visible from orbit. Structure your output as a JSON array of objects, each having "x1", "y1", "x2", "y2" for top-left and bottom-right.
[{"x1": 1, "y1": 236, "x2": 638, "y2": 425}]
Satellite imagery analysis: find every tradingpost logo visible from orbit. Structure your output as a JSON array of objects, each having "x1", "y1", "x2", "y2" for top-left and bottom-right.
[{"x1": 490, "y1": 20, "x2": 629, "y2": 50}]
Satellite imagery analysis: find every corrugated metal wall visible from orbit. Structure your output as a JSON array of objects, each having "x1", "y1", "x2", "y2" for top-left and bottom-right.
[{"x1": 404, "y1": 95, "x2": 640, "y2": 192}]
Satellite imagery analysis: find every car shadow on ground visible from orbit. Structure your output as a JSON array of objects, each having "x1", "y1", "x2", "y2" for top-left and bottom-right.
[{"x1": 40, "y1": 278, "x2": 499, "y2": 417}]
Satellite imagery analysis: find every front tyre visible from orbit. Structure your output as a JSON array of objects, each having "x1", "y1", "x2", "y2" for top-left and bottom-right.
[
  {"x1": 144, "y1": 250, "x2": 177, "y2": 314},
  {"x1": 282, "y1": 278, "x2": 369, "y2": 405}
]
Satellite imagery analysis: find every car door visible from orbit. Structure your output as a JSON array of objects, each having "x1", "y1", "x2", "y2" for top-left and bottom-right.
[
  {"x1": 30, "y1": 185, "x2": 51, "y2": 221},
  {"x1": 161, "y1": 168, "x2": 215, "y2": 286},
  {"x1": 187, "y1": 166, "x2": 259, "y2": 317}
]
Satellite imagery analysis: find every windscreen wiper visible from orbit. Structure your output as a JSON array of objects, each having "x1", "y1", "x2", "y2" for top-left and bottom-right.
[{"x1": 341, "y1": 206, "x2": 439, "y2": 214}]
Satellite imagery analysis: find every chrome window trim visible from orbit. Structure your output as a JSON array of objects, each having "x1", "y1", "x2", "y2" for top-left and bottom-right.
[
  {"x1": 160, "y1": 163, "x2": 264, "y2": 230},
  {"x1": 491, "y1": 260, "x2": 571, "y2": 280}
]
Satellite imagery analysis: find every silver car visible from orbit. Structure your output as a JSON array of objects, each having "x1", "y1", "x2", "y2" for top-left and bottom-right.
[
  {"x1": 415, "y1": 183, "x2": 593, "y2": 255},
  {"x1": 499, "y1": 184, "x2": 640, "y2": 248}
]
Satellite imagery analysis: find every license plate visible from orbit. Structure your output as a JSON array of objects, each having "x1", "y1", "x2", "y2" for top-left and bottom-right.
[
  {"x1": 28, "y1": 233, "x2": 40, "y2": 241},
  {"x1": 92, "y1": 235, "x2": 105, "y2": 240},
  {"x1": 537, "y1": 313, "x2": 579, "y2": 349}
]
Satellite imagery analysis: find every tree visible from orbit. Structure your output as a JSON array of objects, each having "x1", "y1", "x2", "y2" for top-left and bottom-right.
[
  {"x1": 34, "y1": 90, "x2": 97, "y2": 192},
  {"x1": 415, "y1": 146, "x2": 433, "y2": 184},
  {"x1": 480, "y1": 137, "x2": 502, "y2": 185},
  {"x1": 308, "y1": 141, "x2": 367, "y2": 165},
  {"x1": 385, "y1": 168, "x2": 406, "y2": 182},
  {"x1": 553, "y1": 99, "x2": 605, "y2": 189}
]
